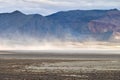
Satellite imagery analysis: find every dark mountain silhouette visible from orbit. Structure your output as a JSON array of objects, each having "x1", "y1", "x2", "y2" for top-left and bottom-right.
[{"x1": 0, "y1": 9, "x2": 120, "y2": 41}]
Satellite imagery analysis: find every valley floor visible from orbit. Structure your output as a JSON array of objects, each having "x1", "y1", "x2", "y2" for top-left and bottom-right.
[{"x1": 0, "y1": 52, "x2": 120, "y2": 80}]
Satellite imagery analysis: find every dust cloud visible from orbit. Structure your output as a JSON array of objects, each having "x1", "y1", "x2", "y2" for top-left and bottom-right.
[{"x1": 0, "y1": 37, "x2": 120, "y2": 51}]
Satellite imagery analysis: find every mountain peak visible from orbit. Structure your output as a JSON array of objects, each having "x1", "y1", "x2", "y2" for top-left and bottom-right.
[
  {"x1": 11, "y1": 10, "x2": 25, "y2": 15},
  {"x1": 109, "y1": 8, "x2": 119, "y2": 12},
  {"x1": 109, "y1": 8, "x2": 119, "y2": 11},
  {"x1": 107, "y1": 8, "x2": 120, "y2": 16}
]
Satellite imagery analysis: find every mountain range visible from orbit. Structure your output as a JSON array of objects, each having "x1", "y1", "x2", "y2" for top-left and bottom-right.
[{"x1": 0, "y1": 9, "x2": 120, "y2": 42}]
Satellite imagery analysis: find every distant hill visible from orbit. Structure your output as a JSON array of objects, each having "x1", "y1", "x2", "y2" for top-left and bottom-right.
[{"x1": 0, "y1": 9, "x2": 120, "y2": 41}]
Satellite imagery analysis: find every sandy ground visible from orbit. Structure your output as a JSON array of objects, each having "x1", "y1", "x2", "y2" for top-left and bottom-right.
[{"x1": 0, "y1": 52, "x2": 120, "y2": 80}]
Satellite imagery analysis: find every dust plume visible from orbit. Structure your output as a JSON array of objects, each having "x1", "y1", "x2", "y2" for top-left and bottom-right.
[{"x1": 0, "y1": 36, "x2": 120, "y2": 51}]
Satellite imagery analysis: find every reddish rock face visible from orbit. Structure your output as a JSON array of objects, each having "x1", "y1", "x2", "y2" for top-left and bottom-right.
[
  {"x1": 88, "y1": 10, "x2": 120, "y2": 34},
  {"x1": 89, "y1": 21, "x2": 116, "y2": 33}
]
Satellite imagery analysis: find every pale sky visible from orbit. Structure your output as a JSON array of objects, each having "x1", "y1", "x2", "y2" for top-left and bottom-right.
[{"x1": 0, "y1": 0, "x2": 120, "y2": 15}]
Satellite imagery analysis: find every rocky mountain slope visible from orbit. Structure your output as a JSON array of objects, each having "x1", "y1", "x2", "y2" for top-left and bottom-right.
[{"x1": 0, "y1": 9, "x2": 119, "y2": 41}]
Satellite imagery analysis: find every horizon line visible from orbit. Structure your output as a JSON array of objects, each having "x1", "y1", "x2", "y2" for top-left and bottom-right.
[{"x1": 0, "y1": 8, "x2": 119, "y2": 16}]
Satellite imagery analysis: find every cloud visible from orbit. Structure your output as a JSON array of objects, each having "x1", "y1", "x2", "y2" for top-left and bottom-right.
[
  {"x1": 0, "y1": 0, "x2": 119, "y2": 15},
  {"x1": 24, "y1": 0, "x2": 74, "y2": 6}
]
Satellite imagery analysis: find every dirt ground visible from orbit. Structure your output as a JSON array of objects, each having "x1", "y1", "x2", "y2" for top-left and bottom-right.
[{"x1": 0, "y1": 59, "x2": 120, "y2": 80}]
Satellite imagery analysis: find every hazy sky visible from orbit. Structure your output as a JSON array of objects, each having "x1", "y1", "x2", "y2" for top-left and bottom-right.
[{"x1": 0, "y1": 0, "x2": 119, "y2": 15}]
